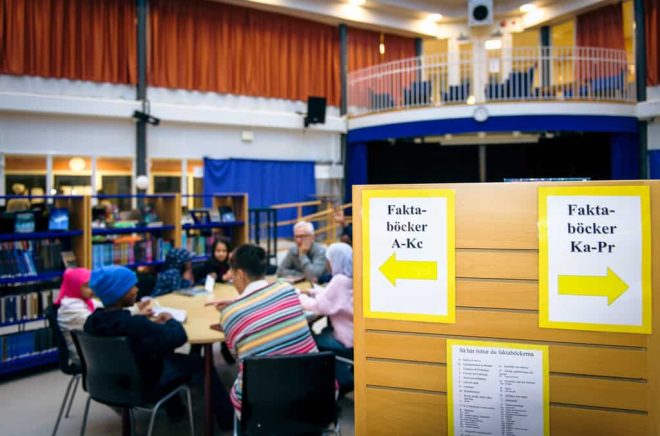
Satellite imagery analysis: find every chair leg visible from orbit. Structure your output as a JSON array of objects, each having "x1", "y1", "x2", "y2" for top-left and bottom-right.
[
  {"x1": 129, "y1": 409, "x2": 137, "y2": 436},
  {"x1": 184, "y1": 386, "x2": 195, "y2": 436},
  {"x1": 65, "y1": 375, "x2": 81, "y2": 418},
  {"x1": 233, "y1": 411, "x2": 239, "y2": 436},
  {"x1": 52, "y1": 374, "x2": 76, "y2": 436},
  {"x1": 145, "y1": 403, "x2": 161, "y2": 436},
  {"x1": 79, "y1": 396, "x2": 91, "y2": 436}
]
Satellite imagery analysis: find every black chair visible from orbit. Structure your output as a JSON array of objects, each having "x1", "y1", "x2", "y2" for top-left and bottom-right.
[
  {"x1": 45, "y1": 304, "x2": 83, "y2": 436},
  {"x1": 237, "y1": 352, "x2": 339, "y2": 435},
  {"x1": 71, "y1": 331, "x2": 194, "y2": 436}
]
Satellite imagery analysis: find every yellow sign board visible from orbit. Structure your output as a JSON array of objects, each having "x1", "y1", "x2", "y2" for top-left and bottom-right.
[
  {"x1": 362, "y1": 189, "x2": 455, "y2": 323},
  {"x1": 538, "y1": 186, "x2": 652, "y2": 333}
]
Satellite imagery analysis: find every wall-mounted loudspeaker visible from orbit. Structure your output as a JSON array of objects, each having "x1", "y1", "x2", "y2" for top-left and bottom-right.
[
  {"x1": 468, "y1": 0, "x2": 493, "y2": 27},
  {"x1": 304, "y1": 96, "x2": 326, "y2": 128}
]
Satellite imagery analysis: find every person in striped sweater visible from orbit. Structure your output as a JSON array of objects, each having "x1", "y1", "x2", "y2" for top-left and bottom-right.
[{"x1": 206, "y1": 244, "x2": 318, "y2": 416}]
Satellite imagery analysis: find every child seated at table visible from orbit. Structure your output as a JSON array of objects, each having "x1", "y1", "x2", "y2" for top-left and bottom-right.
[
  {"x1": 152, "y1": 248, "x2": 194, "y2": 296},
  {"x1": 197, "y1": 238, "x2": 233, "y2": 283},
  {"x1": 207, "y1": 244, "x2": 318, "y2": 416},
  {"x1": 85, "y1": 265, "x2": 233, "y2": 429},
  {"x1": 56, "y1": 267, "x2": 99, "y2": 365}
]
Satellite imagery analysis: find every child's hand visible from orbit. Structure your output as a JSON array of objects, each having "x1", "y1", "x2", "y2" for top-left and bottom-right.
[
  {"x1": 136, "y1": 300, "x2": 154, "y2": 316},
  {"x1": 155, "y1": 312, "x2": 173, "y2": 323},
  {"x1": 204, "y1": 299, "x2": 234, "y2": 311},
  {"x1": 222, "y1": 270, "x2": 233, "y2": 282}
]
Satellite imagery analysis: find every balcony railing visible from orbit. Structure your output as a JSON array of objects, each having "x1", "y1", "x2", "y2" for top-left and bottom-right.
[{"x1": 347, "y1": 47, "x2": 636, "y2": 116}]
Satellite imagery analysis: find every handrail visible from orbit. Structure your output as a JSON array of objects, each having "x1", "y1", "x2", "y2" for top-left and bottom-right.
[{"x1": 348, "y1": 46, "x2": 635, "y2": 116}]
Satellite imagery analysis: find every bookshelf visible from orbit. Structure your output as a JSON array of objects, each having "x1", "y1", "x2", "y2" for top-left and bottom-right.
[
  {"x1": 181, "y1": 193, "x2": 248, "y2": 261},
  {"x1": 90, "y1": 194, "x2": 181, "y2": 269},
  {"x1": 0, "y1": 195, "x2": 90, "y2": 378}
]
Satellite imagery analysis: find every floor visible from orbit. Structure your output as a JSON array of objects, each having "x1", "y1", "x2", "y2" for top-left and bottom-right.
[{"x1": 0, "y1": 343, "x2": 355, "y2": 435}]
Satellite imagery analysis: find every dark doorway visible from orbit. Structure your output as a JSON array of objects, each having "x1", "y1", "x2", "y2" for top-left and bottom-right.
[
  {"x1": 486, "y1": 133, "x2": 611, "y2": 182},
  {"x1": 367, "y1": 140, "x2": 480, "y2": 184}
]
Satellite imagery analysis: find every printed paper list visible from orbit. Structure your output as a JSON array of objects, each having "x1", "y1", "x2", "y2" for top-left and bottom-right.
[{"x1": 451, "y1": 344, "x2": 546, "y2": 436}]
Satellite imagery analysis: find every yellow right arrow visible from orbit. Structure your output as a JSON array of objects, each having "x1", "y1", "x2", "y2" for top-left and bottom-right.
[{"x1": 558, "y1": 268, "x2": 629, "y2": 305}]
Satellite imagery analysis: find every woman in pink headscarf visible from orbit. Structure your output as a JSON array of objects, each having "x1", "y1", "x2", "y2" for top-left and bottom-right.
[{"x1": 56, "y1": 268, "x2": 100, "y2": 365}]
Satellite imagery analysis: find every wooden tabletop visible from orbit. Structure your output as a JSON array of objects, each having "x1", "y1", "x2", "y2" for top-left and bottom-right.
[
  {"x1": 156, "y1": 282, "x2": 238, "y2": 345},
  {"x1": 155, "y1": 278, "x2": 313, "y2": 345}
]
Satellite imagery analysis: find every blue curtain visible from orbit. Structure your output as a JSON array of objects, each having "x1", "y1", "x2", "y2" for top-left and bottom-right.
[
  {"x1": 650, "y1": 150, "x2": 660, "y2": 179},
  {"x1": 345, "y1": 142, "x2": 368, "y2": 203},
  {"x1": 203, "y1": 158, "x2": 316, "y2": 237},
  {"x1": 610, "y1": 133, "x2": 639, "y2": 180}
]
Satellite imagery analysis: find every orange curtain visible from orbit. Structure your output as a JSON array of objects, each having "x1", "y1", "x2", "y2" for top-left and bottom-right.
[
  {"x1": 647, "y1": 0, "x2": 660, "y2": 85},
  {"x1": 348, "y1": 27, "x2": 416, "y2": 72},
  {"x1": 0, "y1": 0, "x2": 137, "y2": 84},
  {"x1": 149, "y1": 0, "x2": 340, "y2": 106},
  {"x1": 576, "y1": 4, "x2": 625, "y2": 49},
  {"x1": 576, "y1": 4, "x2": 626, "y2": 81}
]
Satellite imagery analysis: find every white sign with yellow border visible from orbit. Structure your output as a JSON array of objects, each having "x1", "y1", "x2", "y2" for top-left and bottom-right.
[
  {"x1": 447, "y1": 340, "x2": 550, "y2": 436},
  {"x1": 538, "y1": 186, "x2": 652, "y2": 333},
  {"x1": 362, "y1": 189, "x2": 455, "y2": 323}
]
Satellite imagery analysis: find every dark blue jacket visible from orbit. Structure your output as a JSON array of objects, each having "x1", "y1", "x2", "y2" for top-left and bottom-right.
[{"x1": 84, "y1": 308, "x2": 187, "y2": 387}]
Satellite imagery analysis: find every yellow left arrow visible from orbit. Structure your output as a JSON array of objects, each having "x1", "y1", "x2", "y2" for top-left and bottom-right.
[
  {"x1": 379, "y1": 253, "x2": 438, "y2": 286},
  {"x1": 558, "y1": 268, "x2": 629, "y2": 305}
]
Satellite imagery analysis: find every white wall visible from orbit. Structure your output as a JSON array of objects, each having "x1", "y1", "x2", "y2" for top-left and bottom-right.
[{"x1": 0, "y1": 75, "x2": 344, "y2": 163}]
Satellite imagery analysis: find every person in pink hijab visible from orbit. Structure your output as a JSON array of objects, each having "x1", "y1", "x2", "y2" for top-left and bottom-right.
[{"x1": 56, "y1": 268, "x2": 100, "y2": 365}]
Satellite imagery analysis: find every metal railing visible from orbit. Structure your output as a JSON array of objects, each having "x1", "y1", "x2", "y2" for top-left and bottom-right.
[{"x1": 347, "y1": 46, "x2": 635, "y2": 116}]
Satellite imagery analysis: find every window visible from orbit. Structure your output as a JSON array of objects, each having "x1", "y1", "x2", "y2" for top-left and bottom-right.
[
  {"x1": 54, "y1": 175, "x2": 91, "y2": 195},
  {"x1": 101, "y1": 175, "x2": 132, "y2": 210},
  {"x1": 154, "y1": 176, "x2": 181, "y2": 194},
  {"x1": 6, "y1": 175, "x2": 47, "y2": 195}
]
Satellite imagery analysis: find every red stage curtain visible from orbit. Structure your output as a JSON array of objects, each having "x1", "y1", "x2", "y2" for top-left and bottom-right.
[
  {"x1": 348, "y1": 27, "x2": 416, "y2": 72},
  {"x1": 149, "y1": 0, "x2": 340, "y2": 105},
  {"x1": 0, "y1": 0, "x2": 137, "y2": 84},
  {"x1": 646, "y1": 0, "x2": 660, "y2": 85}
]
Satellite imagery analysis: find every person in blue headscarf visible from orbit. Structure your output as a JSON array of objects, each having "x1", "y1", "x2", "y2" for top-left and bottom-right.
[{"x1": 152, "y1": 248, "x2": 194, "y2": 297}]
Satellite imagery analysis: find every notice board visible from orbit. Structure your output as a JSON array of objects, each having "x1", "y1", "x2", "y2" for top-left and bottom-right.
[{"x1": 353, "y1": 181, "x2": 659, "y2": 436}]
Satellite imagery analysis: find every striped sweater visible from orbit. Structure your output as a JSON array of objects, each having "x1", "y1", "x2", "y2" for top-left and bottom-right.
[{"x1": 220, "y1": 281, "x2": 318, "y2": 413}]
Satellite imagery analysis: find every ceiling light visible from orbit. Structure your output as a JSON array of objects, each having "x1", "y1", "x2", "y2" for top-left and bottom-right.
[
  {"x1": 428, "y1": 13, "x2": 442, "y2": 21},
  {"x1": 520, "y1": 3, "x2": 536, "y2": 13},
  {"x1": 379, "y1": 33, "x2": 385, "y2": 55},
  {"x1": 69, "y1": 157, "x2": 86, "y2": 172},
  {"x1": 349, "y1": 0, "x2": 365, "y2": 5},
  {"x1": 485, "y1": 39, "x2": 503, "y2": 50}
]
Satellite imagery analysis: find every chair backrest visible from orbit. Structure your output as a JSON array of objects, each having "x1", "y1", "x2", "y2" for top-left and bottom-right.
[
  {"x1": 71, "y1": 331, "x2": 147, "y2": 407},
  {"x1": 241, "y1": 351, "x2": 337, "y2": 435},
  {"x1": 44, "y1": 304, "x2": 77, "y2": 374}
]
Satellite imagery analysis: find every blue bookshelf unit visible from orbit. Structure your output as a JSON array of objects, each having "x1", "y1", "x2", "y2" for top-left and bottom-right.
[
  {"x1": 0, "y1": 350, "x2": 58, "y2": 377},
  {"x1": 92, "y1": 225, "x2": 175, "y2": 236},
  {"x1": 0, "y1": 195, "x2": 88, "y2": 378},
  {"x1": 91, "y1": 194, "x2": 180, "y2": 270},
  {"x1": 181, "y1": 193, "x2": 248, "y2": 261}
]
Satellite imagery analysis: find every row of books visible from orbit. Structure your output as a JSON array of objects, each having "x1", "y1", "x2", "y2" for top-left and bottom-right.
[
  {"x1": 1, "y1": 289, "x2": 57, "y2": 325},
  {"x1": 0, "y1": 328, "x2": 55, "y2": 363},
  {"x1": 0, "y1": 240, "x2": 63, "y2": 278},
  {"x1": 181, "y1": 234, "x2": 215, "y2": 258},
  {"x1": 92, "y1": 238, "x2": 173, "y2": 268}
]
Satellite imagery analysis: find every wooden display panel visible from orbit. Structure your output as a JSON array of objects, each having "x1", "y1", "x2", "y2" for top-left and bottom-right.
[{"x1": 353, "y1": 181, "x2": 659, "y2": 436}]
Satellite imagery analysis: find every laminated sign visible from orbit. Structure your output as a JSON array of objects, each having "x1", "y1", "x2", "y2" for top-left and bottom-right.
[
  {"x1": 538, "y1": 186, "x2": 652, "y2": 333},
  {"x1": 362, "y1": 189, "x2": 455, "y2": 323}
]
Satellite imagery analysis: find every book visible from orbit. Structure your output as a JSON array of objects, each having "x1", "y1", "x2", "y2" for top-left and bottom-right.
[{"x1": 60, "y1": 251, "x2": 77, "y2": 268}]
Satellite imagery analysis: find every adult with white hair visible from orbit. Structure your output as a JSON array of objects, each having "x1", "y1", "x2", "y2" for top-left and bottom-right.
[
  {"x1": 298, "y1": 242, "x2": 354, "y2": 394},
  {"x1": 277, "y1": 220, "x2": 329, "y2": 281}
]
